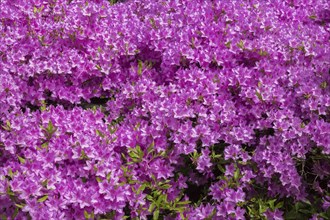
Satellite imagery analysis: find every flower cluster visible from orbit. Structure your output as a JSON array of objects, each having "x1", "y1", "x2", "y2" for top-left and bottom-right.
[{"x1": 1, "y1": 0, "x2": 330, "y2": 219}]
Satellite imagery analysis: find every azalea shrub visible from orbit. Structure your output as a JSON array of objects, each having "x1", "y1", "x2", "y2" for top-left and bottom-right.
[{"x1": 0, "y1": 0, "x2": 330, "y2": 219}]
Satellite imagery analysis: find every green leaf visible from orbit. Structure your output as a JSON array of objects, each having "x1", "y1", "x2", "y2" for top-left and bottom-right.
[
  {"x1": 149, "y1": 18, "x2": 157, "y2": 29},
  {"x1": 234, "y1": 167, "x2": 240, "y2": 181},
  {"x1": 258, "y1": 49, "x2": 268, "y2": 56},
  {"x1": 8, "y1": 168, "x2": 13, "y2": 178},
  {"x1": 177, "y1": 200, "x2": 191, "y2": 205},
  {"x1": 146, "y1": 195, "x2": 153, "y2": 202},
  {"x1": 153, "y1": 210, "x2": 159, "y2": 220},
  {"x1": 275, "y1": 201, "x2": 284, "y2": 209},
  {"x1": 191, "y1": 151, "x2": 200, "y2": 160},
  {"x1": 17, "y1": 156, "x2": 26, "y2": 164},
  {"x1": 118, "y1": 181, "x2": 127, "y2": 186},
  {"x1": 225, "y1": 41, "x2": 231, "y2": 49},
  {"x1": 268, "y1": 199, "x2": 276, "y2": 210},
  {"x1": 80, "y1": 150, "x2": 88, "y2": 160},
  {"x1": 298, "y1": 209, "x2": 313, "y2": 215},
  {"x1": 84, "y1": 210, "x2": 90, "y2": 219},
  {"x1": 237, "y1": 40, "x2": 245, "y2": 49},
  {"x1": 151, "y1": 174, "x2": 156, "y2": 182},
  {"x1": 173, "y1": 207, "x2": 185, "y2": 213},
  {"x1": 309, "y1": 15, "x2": 317, "y2": 20},
  {"x1": 295, "y1": 201, "x2": 306, "y2": 210},
  {"x1": 106, "y1": 172, "x2": 111, "y2": 182},
  {"x1": 42, "y1": 120, "x2": 57, "y2": 140},
  {"x1": 137, "y1": 183, "x2": 147, "y2": 195},
  {"x1": 156, "y1": 194, "x2": 166, "y2": 207},
  {"x1": 285, "y1": 210, "x2": 304, "y2": 220},
  {"x1": 127, "y1": 145, "x2": 144, "y2": 163},
  {"x1": 159, "y1": 184, "x2": 171, "y2": 190},
  {"x1": 205, "y1": 208, "x2": 216, "y2": 220},
  {"x1": 40, "y1": 100, "x2": 47, "y2": 111},
  {"x1": 108, "y1": 125, "x2": 117, "y2": 134},
  {"x1": 302, "y1": 199, "x2": 312, "y2": 206},
  {"x1": 136, "y1": 145, "x2": 144, "y2": 157},
  {"x1": 41, "y1": 179, "x2": 48, "y2": 188},
  {"x1": 128, "y1": 151, "x2": 139, "y2": 162},
  {"x1": 320, "y1": 81, "x2": 328, "y2": 89},
  {"x1": 81, "y1": 177, "x2": 88, "y2": 183},
  {"x1": 37, "y1": 195, "x2": 48, "y2": 203},
  {"x1": 95, "y1": 129, "x2": 105, "y2": 138},
  {"x1": 110, "y1": 137, "x2": 117, "y2": 143},
  {"x1": 138, "y1": 60, "x2": 143, "y2": 76},
  {"x1": 41, "y1": 142, "x2": 49, "y2": 149},
  {"x1": 259, "y1": 204, "x2": 268, "y2": 214},
  {"x1": 12, "y1": 207, "x2": 19, "y2": 219},
  {"x1": 319, "y1": 208, "x2": 330, "y2": 219},
  {"x1": 147, "y1": 140, "x2": 155, "y2": 154},
  {"x1": 255, "y1": 91, "x2": 263, "y2": 101},
  {"x1": 149, "y1": 203, "x2": 156, "y2": 212},
  {"x1": 15, "y1": 203, "x2": 26, "y2": 209},
  {"x1": 217, "y1": 164, "x2": 226, "y2": 173},
  {"x1": 1, "y1": 120, "x2": 11, "y2": 131},
  {"x1": 180, "y1": 212, "x2": 186, "y2": 220},
  {"x1": 47, "y1": 121, "x2": 54, "y2": 133},
  {"x1": 6, "y1": 186, "x2": 15, "y2": 196},
  {"x1": 96, "y1": 177, "x2": 102, "y2": 183}
]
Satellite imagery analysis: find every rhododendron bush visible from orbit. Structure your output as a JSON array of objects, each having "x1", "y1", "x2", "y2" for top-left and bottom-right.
[{"x1": 0, "y1": 0, "x2": 330, "y2": 219}]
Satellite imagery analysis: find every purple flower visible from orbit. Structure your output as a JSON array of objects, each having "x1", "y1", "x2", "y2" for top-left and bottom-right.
[
  {"x1": 224, "y1": 188, "x2": 245, "y2": 203},
  {"x1": 263, "y1": 209, "x2": 284, "y2": 220},
  {"x1": 197, "y1": 148, "x2": 212, "y2": 173},
  {"x1": 1, "y1": 0, "x2": 330, "y2": 218}
]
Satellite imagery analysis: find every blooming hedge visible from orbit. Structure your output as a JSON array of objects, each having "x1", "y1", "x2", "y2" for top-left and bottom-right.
[{"x1": 0, "y1": 0, "x2": 330, "y2": 219}]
